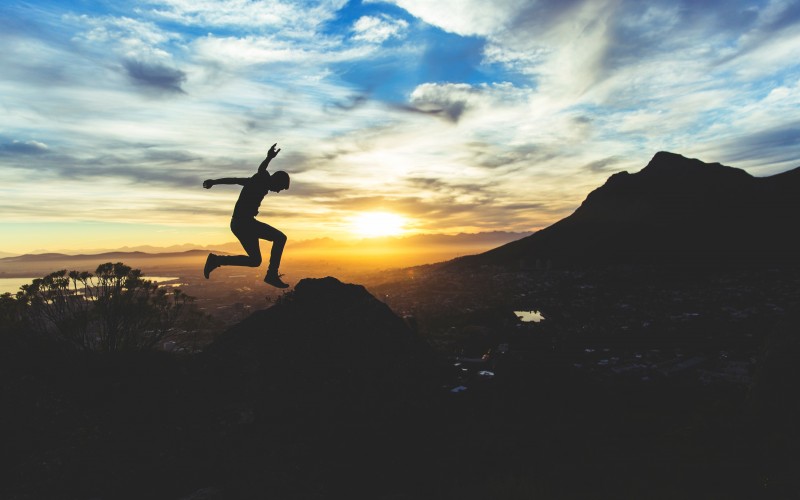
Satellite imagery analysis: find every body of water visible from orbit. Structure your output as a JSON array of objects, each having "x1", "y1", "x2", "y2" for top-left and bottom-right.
[
  {"x1": 515, "y1": 310, "x2": 545, "y2": 323},
  {"x1": 0, "y1": 277, "x2": 180, "y2": 295}
]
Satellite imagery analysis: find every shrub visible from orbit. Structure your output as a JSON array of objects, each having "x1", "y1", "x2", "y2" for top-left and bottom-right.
[{"x1": 15, "y1": 262, "x2": 199, "y2": 352}]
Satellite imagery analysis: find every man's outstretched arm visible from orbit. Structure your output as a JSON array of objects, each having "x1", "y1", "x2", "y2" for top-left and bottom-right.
[
  {"x1": 257, "y1": 143, "x2": 281, "y2": 173},
  {"x1": 203, "y1": 178, "x2": 248, "y2": 188}
]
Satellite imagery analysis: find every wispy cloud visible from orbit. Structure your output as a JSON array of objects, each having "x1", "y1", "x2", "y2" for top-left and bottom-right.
[
  {"x1": 351, "y1": 14, "x2": 409, "y2": 43},
  {"x1": 140, "y1": 0, "x2": 347, "y2": 33},
  {"x1": 0, "y1": 139, "x2": 50, "y2": 155}
]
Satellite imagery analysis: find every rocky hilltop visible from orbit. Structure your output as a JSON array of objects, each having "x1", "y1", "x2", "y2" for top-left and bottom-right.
[{"x1": 200, "y1": 277, "x2": 437, "y2": 413}]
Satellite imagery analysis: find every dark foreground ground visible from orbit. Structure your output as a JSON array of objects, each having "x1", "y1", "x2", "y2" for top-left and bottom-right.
[{"x1": 2, "y1": 270, "x2": 799, "y2": 500}]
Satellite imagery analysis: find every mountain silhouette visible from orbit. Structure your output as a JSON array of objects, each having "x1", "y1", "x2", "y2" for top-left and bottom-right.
[
  {"x1": 451, "y1": 151, "x2": 800, "y2": 269},
  {"x1": 0, "y1": 249, "x2": 213, "y2": 263}
]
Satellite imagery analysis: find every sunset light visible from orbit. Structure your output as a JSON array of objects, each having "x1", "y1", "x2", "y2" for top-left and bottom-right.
[
  {"x1": 2, "y1": 0, "x2": 798, "y2": 255},
  {"x1": 349, "y1": 212, "x2": 407, "y2": 238}
]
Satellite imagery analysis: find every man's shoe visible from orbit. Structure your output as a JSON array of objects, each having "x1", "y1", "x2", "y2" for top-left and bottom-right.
[
  {"x1": 264, "y1": 272, "x2": 289, "y2": 289},
  {"x1": 203, "y1": 253, "x2": 219, "y2": 279}
]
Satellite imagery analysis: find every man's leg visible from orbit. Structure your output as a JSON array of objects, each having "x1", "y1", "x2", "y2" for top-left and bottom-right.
[
  {"x1": 251, "y1": 220, "x2": 288, "y2": 288},
  {"x1": 215, "y1": 218, "x2": 263, "y2": 267}
]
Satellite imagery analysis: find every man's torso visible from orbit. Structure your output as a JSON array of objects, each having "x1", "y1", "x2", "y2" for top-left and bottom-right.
[{"x1": 233, "y1": 171, "x2": 270, "y2": 218}]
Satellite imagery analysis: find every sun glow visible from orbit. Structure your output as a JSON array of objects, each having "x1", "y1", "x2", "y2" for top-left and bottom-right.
[{"x1": 349, "y1": 211, "x2": 407, "y2": 238}]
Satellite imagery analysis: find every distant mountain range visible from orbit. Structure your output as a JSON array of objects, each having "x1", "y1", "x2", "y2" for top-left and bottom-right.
[
  {"x1": 0, "y1": 231, "x2": 529, "y2": 260},
  {"x1": 448, "y1": 151, "x2": 800, "y2": 269},
  {"x1": 0, "y1": 249, "x2": 215, "y2": 279},
  {"x1": 0, "y1": 232, "x2": 530, "y2": 277},
  {"x1": 0, "y1": 250, "x2": 211, "y2": 264}
]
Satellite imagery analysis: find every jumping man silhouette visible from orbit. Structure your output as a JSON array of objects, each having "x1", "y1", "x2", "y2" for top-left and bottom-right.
[{"x1": 202, "y1": 143, "x2": 291, "y2": 288}]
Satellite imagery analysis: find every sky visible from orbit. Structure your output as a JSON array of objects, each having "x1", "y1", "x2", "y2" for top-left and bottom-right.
[{"x1": 1, "y1": 0, "x2": 799, "y2": 254}]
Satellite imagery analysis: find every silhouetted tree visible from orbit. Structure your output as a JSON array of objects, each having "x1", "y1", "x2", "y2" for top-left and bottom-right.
[
  {"x1": 0, "y1": 292, "x2": 26, "y2": 337},
  {"x1": 15, "y1": 262, "x2": 200, "y2": 352}
]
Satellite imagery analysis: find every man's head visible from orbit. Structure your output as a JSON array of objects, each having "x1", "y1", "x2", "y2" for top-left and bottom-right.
[{"x1": 270, "y1": 171, "x2": 290, "y2": 192}]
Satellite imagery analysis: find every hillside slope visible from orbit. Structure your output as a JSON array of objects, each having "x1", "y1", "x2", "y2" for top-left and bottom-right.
[{"x1": 453, "y1": 151, "x2": 800, "y2": 269}]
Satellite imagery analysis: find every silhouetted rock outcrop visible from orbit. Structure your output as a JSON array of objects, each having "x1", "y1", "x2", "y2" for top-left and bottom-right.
[
  {"x1": 200, "y1": 277, "x2": 436, "y2": 422},
  {"x1": 184, "y1": 277, "x2": 440, "y2": 498},
  {"x1": 454, "y1": 152, "x2": 800, "y2": 268}
]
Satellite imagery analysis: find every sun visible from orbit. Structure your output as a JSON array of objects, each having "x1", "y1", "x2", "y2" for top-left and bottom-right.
[{"x1": 349, "y1": 211, "x2": 407, "y2": 238}]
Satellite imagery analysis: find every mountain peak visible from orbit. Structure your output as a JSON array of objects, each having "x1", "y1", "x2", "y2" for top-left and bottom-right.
[
  {"x1": 640, "y1": 151, "x2": 752, "y2": 180},
  {"x1": 292, "y1": 276, "x2": 374, "y2": 307},
  {"x1": 650, "y1": 150, "x2": 688, "y2": 163}
]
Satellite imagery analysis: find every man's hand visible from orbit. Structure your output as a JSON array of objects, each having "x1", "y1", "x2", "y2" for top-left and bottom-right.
[
  {"x1": 203, "y1": 179, "x2": 214, "y2": 189},
  {"x1": 257, "y1": 144, "x2": 281, "y2": 173}
]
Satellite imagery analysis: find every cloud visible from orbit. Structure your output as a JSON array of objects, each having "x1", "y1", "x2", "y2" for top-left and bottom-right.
[
  {"x1": 141, "y1": 0, "x2": 348, "y2": 35},
  {"x1": 408, "y1": 83, "x2": 472, "y2": 122},
  {"x1": 701, "y1": 121, "x2": 800, "y2": 172},
  {"x1": 406, "y1": 82, "x2": 529, "y2": 123},
  {"x1": 192, "y1": 35, "x2": 308, "y2": 66},
  {"x1": 0, "y1": 195, "x2": 230, "y2": 224},
  {"x1": 65, "y1": 13, "x2": 193, "y2": 95},
  {"x1": 384, "y1": 0, "x2": 800, "y2": 106},
  {"x1": 582, "y1": 156, "x2": 624, "y2": 173},
  {"x1": 374, "y1": 0, "x2": 524, "y2": 37},
  {"x1": 404, "y1": 176, "x2": 496, "y2": 200},
  {"x1": 70, "y1": 14, "x2": 178, "y2": 60},
  {"x1": 729, "y1": 123, "x2": 800, "y2": 158},
  {"x1": 0, "y1": 140, "x2": 50, "y2": 155},
  {"x1": 189, "y1": 32, "x2": 378, "y2": 76},
  {"x1": 351, "y1": 15, "x2": 409, "y2": 43},
  {"x1": 123, "y1": 59, "x2": 187, "y2": 92},
  {"x1": 325, "y1": 94, "x2": 370, "y2": 112},
  {"x1": 0, "y1": 142, "x2": 205, "y2": 189}
]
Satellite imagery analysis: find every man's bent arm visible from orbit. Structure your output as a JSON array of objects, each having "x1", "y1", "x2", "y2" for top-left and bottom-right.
[{"x1": 203, "y1": 177, "x2": 248, "y2": 188}]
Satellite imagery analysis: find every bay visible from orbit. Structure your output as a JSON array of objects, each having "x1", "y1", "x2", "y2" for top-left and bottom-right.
[{"x1": 0, "y1": 276, "x2": 180, "y2": 295}]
